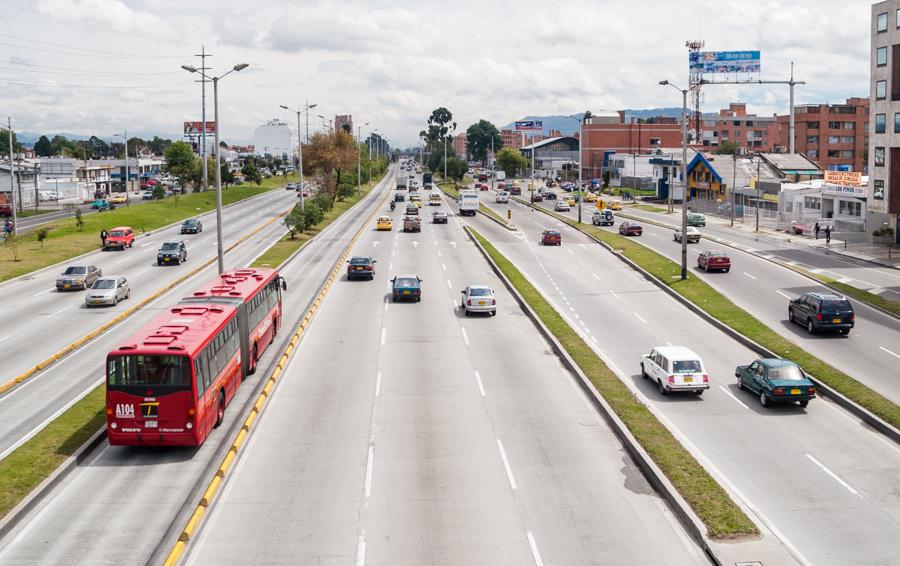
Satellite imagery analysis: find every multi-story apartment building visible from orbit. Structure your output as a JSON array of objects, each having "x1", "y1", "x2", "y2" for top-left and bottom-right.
[
  {"x1": 869, "y1": 1, "x2": 900, "y2": 242},
  {"x1": 778, "y1": 98, "x2": 869, "y2": 174},
  {"x1": 700, "y1": 103, "x2": 780, "y2": 151},
  {"x1": 500, "y1": 129, "x2": 525, "y2": 150},
  {"x1": 334, "y1": 114, "x2": 353, "y2": 133},
  {"x1": 579, "y1": 111, "x2": 683, "y2": 180},
  {"x1": 451, "y1": 132, "x2": 467, "y2": 158}
]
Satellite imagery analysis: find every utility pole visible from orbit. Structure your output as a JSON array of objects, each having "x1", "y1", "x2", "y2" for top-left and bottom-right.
[
  {"x1": 490, "y1": 137, "x2": 494, "y2": 191},
  {"x1": 305, "y1": 98, "x2": 310, "y2": 143},
  {"x1": 196, "y1": 46, "x2": 211, "y2": 192},
  {"x1": 124, "y1": 129, "x2": 130, "y2": 206},
  {"x1": 577, "y1": 117, "x2": 583, "y2": 223},
  {"x1": 8, "y1": 117, "x2": 18, "y2": 235},
  {"x1": 755, "y1": 154, "x2": 761, "y2": 232},
  {"x1": 731, "y1": 151, "x2": 737, "y2": 227}
]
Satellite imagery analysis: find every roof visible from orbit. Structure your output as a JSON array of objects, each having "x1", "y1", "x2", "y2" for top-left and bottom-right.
[
  {"x1": 688, "y1": 153, "x2": 782, "y2": 188},
  {"x1": 759, "y1": 153, "x2": 822, "y2": 173},
  {"x1": 521, "y1": 136, "x2": 579, "y2": 151},
  {"x1": 650, "y1": 346, "x2": 701, "y2": 360},
  {"x1": 111, "y1": 304, "x2": 238, "y2": 356},
  {"x1": 186, "y1": 268, "x2": 278, "y2": 303}
]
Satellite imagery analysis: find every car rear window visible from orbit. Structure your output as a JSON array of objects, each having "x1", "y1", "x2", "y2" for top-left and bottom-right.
[
  {"x1": 349, "y1": 258, "x2": 371, "y2": 265},
  {"x1": 768, "y1": 365, "x2": 805, "y2": 381},
  {"x1": 707, "y1": 251, "x2": 727, "y2": 257},
  {"x1": 469, "y1": 288, "x2": 490, "y2": 296},
  {"x1": 822, "y1": 299, "x2": 851, "y2": 311},
  {"x1": 64, "y1": 266, "x2": 87, "y2": 275},
  {"x1": 396, "y1": 278, "x2": 418, "y2": 287},
  {"x1": 109, "y1": 230, "x2": 126, "y2": 237},
  {"x1": 546, "y1": 231, "x2": 560, "y2": 237},
  {"x1": 672, "y1": 360, "x2": 702, "y2": 373}
]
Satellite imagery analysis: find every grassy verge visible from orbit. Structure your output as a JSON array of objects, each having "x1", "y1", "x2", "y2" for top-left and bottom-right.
[
  {"x1": 0, "y1": 386, "x2": 105, "y2": 520},
  {"x1": 17, "y1": 209, "x2": 55, "y2": 218},
  {"x1": 808, "y1": 273, "x2": 900, "y2": 319},
  {"x1": 252, "y1": 174, "x2": 386, "y2": 269},
  {"x1": 523, "y1": 200, "x2": 900, "y2": 432},
  {"x1": 1, "y1": 174, "x2": 296, "y2": 282},
  {"x1": 469, "y1": 228, "x2": 757, "y2": 539},
  {"x1": 633, "y1": 204, "x2": 668, "y2": 214},
  {"x1": 437, "y1": 179, "x2": 509, "y2": 226}
]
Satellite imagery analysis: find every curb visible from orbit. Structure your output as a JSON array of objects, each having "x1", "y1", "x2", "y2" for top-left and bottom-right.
[
  {"x1": 436, "y1": 184, "x2": 516, "y2": 231},
  {"x1": 521, "y1": 199, "x2": 900, "y2": 447},
  {"x1": 463, "y1": 225, "x2": 720, "y2": 565}
]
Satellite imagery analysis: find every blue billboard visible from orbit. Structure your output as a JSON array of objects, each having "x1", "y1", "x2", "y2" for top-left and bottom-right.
[
  {"x1": 515, "y1": 120, "x2": 543, "y2": 132},
  {"x1": 689, "y1": 51, "x2": 761, "y2": 74}
]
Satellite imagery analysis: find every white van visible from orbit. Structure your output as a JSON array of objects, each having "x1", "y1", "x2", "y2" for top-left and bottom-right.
[{"x1": 640, "y1": 346, "x2": 709, "y2": 396}]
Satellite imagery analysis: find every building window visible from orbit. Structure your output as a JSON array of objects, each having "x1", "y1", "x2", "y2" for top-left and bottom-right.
[
  {"x1": 877, "y1": 80, "x2": 887, "y2": 100},
  {"x1": 650, "y1": 137, "x2": 661, "y2": 146},
  {"x1": 840, "y1": 136, "x2": 855, "y2": 144},
  {"x1": 838, "y1": 200, "x2": 862, "y2": 216},
  {"x1": 805, "y1": 149, "x2": 819, "y2": 158},
  {"x1": 878, "y1": 12, "x2": 888, "y2": 32},
  {"x1": 807, "y1": 121, "x2": 819, "y2": 129},
  {"x1": 806, "y1": 135, "x2": 819, "y2": 144},
  {"x1": 876, "y1": 113, "x2": 886, "y2": 133},
  {"x1": 874, "y1": 179, "x2": 885, "y2": 200},
  {"x1": 897, "y1": 8, "x2": 900, "y2": 27},
  {"x1": 878, "y1": 46, "x2": 888, "y2": 67},
  {"x1": 842, "y1": 122, "x2": 855, "y2": 130},
  {"x1": 804, "y1": 196, "x2": 821, "y2": 210},
  {"x1": 828, "y1": 136, "x2": 840, "y2": 144},
  {"x1": 875, "y1": 146, "x2": 885, "y2": 166}
]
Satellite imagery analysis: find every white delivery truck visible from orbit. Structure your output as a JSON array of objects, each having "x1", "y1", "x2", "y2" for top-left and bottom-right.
[
  {"x1": 458, "y1": 189, "x2": 479, "y2": 216},
  {"x1": 494, "y1": 170, "x2": 506, "y2": 181},
  {"x1": 396, "y1": 177, "x2": 407, "y2": 190}
]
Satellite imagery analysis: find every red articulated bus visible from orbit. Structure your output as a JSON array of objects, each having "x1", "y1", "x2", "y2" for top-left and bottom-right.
[
  {"x1": 106, "y1": 304, "x2": 243, "y2": 446},
  {"x1": 181, "y1": 268, "x2": 286, "y2": 378}
]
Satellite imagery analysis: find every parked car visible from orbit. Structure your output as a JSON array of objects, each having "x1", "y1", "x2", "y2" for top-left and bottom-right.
[
  {"x1": 56, "y1": 264, "x2": 102, "y2": 291},
  {"x1": 181, "y1": 219, "x2": 203, "y2": 234},
  {"x1": 85, "y1": 276, "x2": 130, "y2": 307},
  {"x1": 347, "y1": 256, "x2": 376, "y2": 280},
  {"x1": 141, "y1": 190, "x2": 155, "y2": 200},
  {"x1": 687, "y1": 212, "x2": 706, "y2": 227},
  {"x1": 104, "y1": 226, "x2": 135, "y2": 249},
  {"x1": 540, "y1": 230, "x2": 561, "y2": 246},
  {"x1": 432, "y1": 211, "x2": 448, "y2": 224},
  {"x1": 460, "y1": 285, "x2": 497, "y2": 316},
  {"x1": 674, "y1": 226, "x2": 701, "y2": 243},
  {"x1": 618, "y1": 222, "x2": 642, "y2": 236},
  {"x1": 641, "y1": 346, "x2": 709, "y2": 396},
  {"x1": 403, "y1": 215, "x2": 421, "y2": 232},
  {"x1": 788, "y1": 292, "x2": 855, "y2": 335},
  {"x1": 735, "y1": 358, "x2": 816, "y2": 408},
  {"x1": 391, "y1": 275, "x2": 422, "y2": 302},
  {"x1": 554, "y1": 200, "x2": 571, "y2": 212},
  {"x1": 157, "y1": 241, "x2": 187, "y2": 265},
  {"x1": 91, "y1": 199, "x2": 110, "y2": 211},
  {"x1": 697, "y1": 250, "x2": 731, "y2": 272},
  {"x1": 592, "y1": 210, "x2": 614, "y2": 226}
]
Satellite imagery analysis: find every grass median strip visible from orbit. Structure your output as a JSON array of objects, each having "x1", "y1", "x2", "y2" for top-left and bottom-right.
[
  {"x1": 0, "y1": 386, "x2": 105, "y2": 520},
  {"x1": 1, "y1": 174, "x2": 296, "y2": 282},
  {"x1": 524, "y1": 200, "x2": 900, "y2": 432},
  {"x1": 632, "y1": 203, "x2": 669, "y2": 214},
  {"x1": 468, "y1": 227, "x2": 757, "y2": 539},
  {"x1": 809, "y1": 273, "x2": 900, "y2": 318}
]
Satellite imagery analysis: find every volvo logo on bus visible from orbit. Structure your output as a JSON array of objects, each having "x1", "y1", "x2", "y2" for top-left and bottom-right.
[{"x1": 115, "y1": 404, "x2": 135, "y2": 418}]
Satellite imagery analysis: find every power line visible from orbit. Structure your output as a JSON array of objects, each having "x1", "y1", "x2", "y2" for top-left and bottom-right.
[
  {"x1": 3, "y1": 79, "x2": 186, "y2": 90},
  {"x1": 0, "y1": 39, "x2": 188, "y2": 60},
  {"x1": 0, "y1": 62, "x2": 180, "y2": 77}
]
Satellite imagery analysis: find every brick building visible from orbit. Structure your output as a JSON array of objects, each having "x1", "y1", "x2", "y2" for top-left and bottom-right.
[
  {"x1": 579, "y1": 111, "x2": 684, "y2": 180},
  {"x1": 334, "y1": 114, "x2": 353, "y2": 133},
  {"x1": 700, "y1": 103, "x2": 780, "y2": 152},
  {"x1": 452, "y1": 132, "x2": 467, "y2": 158},
  {"x1": 500, "y1": 129, "x2": 525, "y2": 150},
  {"x1": 777, "y1": 98, "x2": 869, "y2": 174}
]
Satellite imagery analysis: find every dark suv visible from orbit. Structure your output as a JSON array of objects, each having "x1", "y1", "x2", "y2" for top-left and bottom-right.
[
  {"x1": 788, "y1": 292, "x2": 854, "y2": 335},
  {"x1": 157, "y1": 241, "x2": 187, "y2": 265}
]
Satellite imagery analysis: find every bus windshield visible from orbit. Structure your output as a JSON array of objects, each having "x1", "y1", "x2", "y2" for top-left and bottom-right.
[{"x1": 107, "y1": 354, "x2": 192, "y2": 388}]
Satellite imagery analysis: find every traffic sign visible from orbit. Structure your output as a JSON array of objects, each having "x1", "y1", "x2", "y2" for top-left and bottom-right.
[{"x1": 596, "y1": 200, "x2": 607, "y2": 211}]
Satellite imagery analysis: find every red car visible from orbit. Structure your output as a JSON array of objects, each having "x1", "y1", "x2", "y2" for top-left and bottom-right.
[
  {"x1": 532, "y1": 193, "x2": 544, "y2": 202},
  {"x1": 541, "y1": 230, "x2": 561, "y2": 246},
  {"x1": 618, "y1": 222, "x2": 642, "y2": 236},
  {"x1": 497, "y1": 181, "x2": 506, "y2": 190},
  {"x1": 697, "y1": 250, "x2": 731, "y2": 272},
  {"x1": 104, "y1": 226, "x2": 135, "y2": 249}
]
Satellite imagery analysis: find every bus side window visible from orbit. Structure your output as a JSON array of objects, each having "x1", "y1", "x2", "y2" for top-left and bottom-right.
[{"x1": 195, "y1": 358, "x2": 206, "y2": 398}]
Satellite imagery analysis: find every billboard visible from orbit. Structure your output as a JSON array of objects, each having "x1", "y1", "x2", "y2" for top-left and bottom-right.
[
  {"x1": 183, "y1": 121, "x2": 216, "y2": 135},
  {"x1": 689, "y1": 51, "x2": 761, "y2": 74},
  {"x1": 824, "y1": 170, "x2": 862, "y2": 187},
  {"x1": 515, "y1": 120, "x2": 543, "y2": 132}
]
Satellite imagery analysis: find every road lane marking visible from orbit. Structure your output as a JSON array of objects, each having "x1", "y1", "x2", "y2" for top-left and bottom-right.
[
  {"x1": 879, "y1": 346, "x2": 900, "y2": 360},
  {"x1": 375, "y1": 372, "x2": 382, "y2": 397},
  {"x1": 743, "y1": 272, "x2": 757, "y2": 280},
  {"x1": 718, "y1": 385, "x2": 749, "y2": 409},
  {"x1": 811, "y1": 268, "x2": 823, "y2": 274},
  {"x1": 609, "y1": 290, "x2": 619, "y2": 299},
  {"x1": 838, "y1": 277, "x2": 853, "y2": 284},
  {"x1": 437, "y1": 250, "x2": 442, "y2": 257},
  {"x1": 474, "y1": 371, "x2": 486, "y2": 396},
  {"x1": 592, "y1": 273, "x2": 600, "y2": 281},
  {"x1": 380, "y1": 328, "x2": 386, "y2": 345},
  {"x1": 116, "y1": 257, "x2": 131, "y2": 264},
  {"x1": 648, "y1": 232, "x2": 658, "y2": 237},
  {"x1": 140, "y1": 242, "x2": 151, "y2": 247},
  {"x1": 388, "y1": 262, "x2": 393, "y2": 270},
  {"x1": 776, "y1": 290, "x2": 791, "y2": 299},
  {"x1": 446, "y1": 278, "x2": 452, "y2": 289},
  {"x1": 526, "y1": 531, "x2": 545, "y2": 566},
  {"x1": 806, "y1": 454, "x2": 859, "y2": 496},
  {"x1": 441, "y1": 263, "x2": 447, "y2": 271},
  {"x1": 48, "y1": 304, "x2": 73, "y2": 318},
  {"x1": 356, "y1": 533, "x2": 367, "y2": 566},
  {"x1": 461, "y1": 326, "x2": 470, "y2": 346},
  {"x1": 33, "y1": 288, "x2": 54, "y2": 297},
  {"x1": 365, "y1": 445, "x2": 375, "y2": 497},
  {"x1": 496, "y1": 438, "x2": 517, "y2": 490},
  {"x1": 0, "y1": 335, "x2": 9, "y2": 343},
  {"x1": 633, "y1": 312, "x2": 647, "y2": 324},
  {"x1": 567, "y1": 248, "x2": 574, "y2": 255}
]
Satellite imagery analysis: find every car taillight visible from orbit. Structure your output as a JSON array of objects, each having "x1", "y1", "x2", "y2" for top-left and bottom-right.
[
  {"x1": 816, "y1": 313, "x2": 822, "y2": 321},
  {"x1": 702, "y1": 374, "x2": 709, "y2": 383},
  {"x1": 667, "y1": 375, "x2": 674, "y2": 384},
  {"x1": 851, "y1": 312, "x2": 855, "y2": 321},
  {"x1": 365, "y1": 266, "x2": 372, "y2": 270},
  {"x1": 808, "y1": 386, "x2": 816, "y2": 395},
  {"x1": 491, "y1": 299, "x2": 496, "y2": 305},
  {"x1": 772, "y1": 387, "x2": 786, "y2": 395}
]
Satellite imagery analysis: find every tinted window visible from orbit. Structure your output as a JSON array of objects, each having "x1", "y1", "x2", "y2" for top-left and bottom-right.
[
  {"x1": 92, "y1": 279, "x2": 116, "y2": 289},
  {"x1": 821, "y1": 299, "x2": 851, "y2": 311},
  {"x1": 673, "y1": 360, "x2": 702, "y2": 373},
  {"x1": 469, "y1": 288, "x2": 491, "y2": 296},
  {"x1": 109, "y1": 230, "x2": 126, "y2": 237},
  {"x1": 767, "y1": 365, "x2": 805, "y2": 381},
  {"x1": 350, "y1": 257, "x2": 371, "y2": 265},
  {"x1": 107, "y1": 355, "x2": 191, "y2": 387},
  {"x1": 64, "y1": 266, "x2": 87, "y2": 275},
  {"x1": 161, "y1": 243, "x2": 180, "y2": 250}
]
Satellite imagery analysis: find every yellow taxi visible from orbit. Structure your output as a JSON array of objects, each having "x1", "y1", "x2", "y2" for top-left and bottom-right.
[
  {"x1": 376, "y1": 216, "x2": 393, "y2": 231},
  {"x1": 583, "y1": 192, "x2": 598, "y2": 202},
  {"x1": 409, "y1": 192, "x2": 423, "y2": 207},
  {"x1": 609, "y1": 201, "x2": 623, "y2": 211},
  {"x1": 564, "y1": 196, "x2": 577, "y2": 207},
  {"x1": 108, "y1": 193, "x2": 128, "y2": 204}
]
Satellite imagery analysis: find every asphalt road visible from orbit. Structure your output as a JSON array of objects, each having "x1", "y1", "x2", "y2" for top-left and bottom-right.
[
  {"x1": 474, "y1": 193, "x2": 900, "y2": 566},
  {"x1": 522, "y1": 193, "x2": 900, "y2": 405},
  {"x1": 181, "y1": 186, "x2": 706, "y2": 566},
  {"x1": 0, "y1": 167, "x2": 397, "y2": 565},
  {"x1": 12, "y1": 191, "x2": 149, "y2": 234}
]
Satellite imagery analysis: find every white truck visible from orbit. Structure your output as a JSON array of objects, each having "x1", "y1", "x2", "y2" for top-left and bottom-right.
[
  {"x1": 458, "y1": 189, "x2": 479, "y2": 216},
  {"x1": 494, "y1": 170, "x2": 506, "y2": 182},
  {"x1": 396, "y1": 177, "x2": 407, "y2": 190}
]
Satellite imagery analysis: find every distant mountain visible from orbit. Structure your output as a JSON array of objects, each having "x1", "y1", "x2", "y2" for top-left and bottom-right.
[
  {"x1": 623, "y1": 108, "x2": 685, "y2": 121},
  {"x1": 14, "y1": 130, "x2": 181, "y2": 146}
]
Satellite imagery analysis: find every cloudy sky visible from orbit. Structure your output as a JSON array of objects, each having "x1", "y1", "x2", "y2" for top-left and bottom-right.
[{"x1": 1, "y1": 0, "x2": 872, "y2": 148}]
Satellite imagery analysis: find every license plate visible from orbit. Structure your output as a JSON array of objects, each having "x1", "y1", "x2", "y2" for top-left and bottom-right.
[
  {"x1": 478, "y1": 301, "x2": 486, "y2": 305},
  {"x1": 355, "y1": 267, "x2": 364, "y2": 270},
  {"x1": 832, "y1": 318, "x2": 841, "y2": 324},
  {"x1": 164, "y1": 258, "x2": 171, "y2": 262},
  {"x1": 790, "y1": 389, "x2": 801, "y2": 395},
  {"x1": 144, "y1": 421, "x2": 158, "y2": 428},
  {"x1": 683, "y1": 376, "x2": 693, "y2": 383},
  {"x1": 403, "y1": 290, "x2": 410, "y2": 295},
  {"x1": 64, "y1": 284, "x2": 71, "y2": 289},
  {"x1": 92, "y1": 299, "x2": 103, "y2": 304}
]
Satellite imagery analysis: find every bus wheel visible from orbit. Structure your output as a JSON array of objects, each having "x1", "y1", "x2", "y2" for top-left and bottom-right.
[
  {"x1": 214, "y1": 391, "x2": 225, "y2": 428},
  {"x1": 247, "y1": 344, "x2": 258, "y2": 375}
]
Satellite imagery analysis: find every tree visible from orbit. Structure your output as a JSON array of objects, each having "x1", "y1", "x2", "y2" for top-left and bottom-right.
[
  {"x1": 284, "y1": 202, "x2": 306, "y2": 238},
  {"x1": 303, "y1": 130, "x2": 356, "y2": 200},
  {"x1": 51, "y1": 135, "x2": 77, "y2": 157},
  {"x1": 34, "y1": 135, "x2": 53, "y2": 157},
  {"x1": 466, "y1": 120, "x2": 502, "y2": 165},
  {"x1": 152, "y1": 185, "x2": 165, "y2": 200},
  {"x1": 147, "y1": 136, "x2": 173, "y2": 155},
  {"x1": 495, "y1": 147, "x2": 528, "y2": 177},
  {"x1": 715, "y1": 140, "x2": 740, "y2": 155},
  {"x1": 220, "y1": 163, "x2": 235, "y2": 186},
  {"x1": 0, "y1": 129, "x2": 21, "y2": 155},
  {"x1": 422, "y1": 107, "x2": 456, "y2": 144},
  {"x1": 36, "y1": 227, "x2": 49, "y2": 248},
  {"x1": 302, "y1": 201, "x2": 325, "y2": 230},
  {"x1": 241, "y1": 162, "x2": 262, "y2": 185},
  {"x1": 165, "y1": 141, "x2": 198, "y2": 190},
  {"x1": 446, "y1": 157, "x2": 468, "y2": 181}
]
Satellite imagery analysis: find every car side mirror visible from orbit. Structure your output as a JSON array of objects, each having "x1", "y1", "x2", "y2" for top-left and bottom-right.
[
  {"x1": 372, "y1": 260, "x2": 377, "y2": 263},
  {"x1": 279, "y1": 277, "x2": 287, "y2": 291},
  {"x1": 460, "y1": 290, "x2": 465, "y2": 294}
]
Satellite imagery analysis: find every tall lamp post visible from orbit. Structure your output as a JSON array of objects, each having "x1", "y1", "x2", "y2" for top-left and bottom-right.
[
  {"x1": 564, "y1": 114, "x2": 585, "y2": 223},
  {"x1": 659, "y1": 79, "x2": 701, "y2": 281},
  {"x1": 113, "y1": 130, "x2": 130, "y2": 206},
  {"x1": 280, "y1": 103, "x2": 317, "y2": 212},
  {"x1": 357, "y1": 122, "x2": 370, "y2": 193},
  {"x1": 182, "y1": 62, "x2": 249, "y2": 275}
]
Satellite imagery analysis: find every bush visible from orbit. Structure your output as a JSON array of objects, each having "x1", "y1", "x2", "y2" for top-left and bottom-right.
[
  {"x1": 872, "y1": 226, "x2": 895, "y2": 238},
  {"x1": 36, "y1": 227, "x2": 49, "y2": 248},
  {"x1": 74, "y1": 208, "x2": 84, "y2": 230},
  {"x1": 302, "y1": 201, "x2": 325, "y2": 230},
  {"x1": 337, "y1": 182, "x2": 355, "y2": 201},
  {"x1": 152, "y1": 185, "x2": 165, "y2": 200},
  {"x1": 284, "y1": 203, "x2": 306, "y2": 239},
  {"x1": 313, "y1": 193, "x2": 333, "y2": 212}
]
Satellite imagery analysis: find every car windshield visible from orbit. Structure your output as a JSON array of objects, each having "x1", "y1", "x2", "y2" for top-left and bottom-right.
[
  {"x1": 92, "y1": 279, "x2": 116, "y2": 289},
  {"x1": 109, "y1": 231, "x2": 126, "y2": 237},
  {"x1": 395, "y1": 278, "x2": 418, "y2": 287},
  {"x1": 672, "y1": 360, "x2": 702, "y2": 374},
  {"x1": 822, "y1": 299, "x2": 851, "y2": 311},
  {"x1": 768, "y1": 365, "x2": 806, "y2": 381},
  {"x1": 350, "y1": 258, "x2": 371, "y2": 265},
  {"x1": 63, "y1": 266, "x2": 87, "y2": 275},
  {"x1": 184, "y1": 220, "x2": 197, "y2": 226},
  {"x1": 107, "y1": 354, "x2": 191, "y2": 388},
  {"x1": 469, "y1": 288, "x2": 491, "y2": 296},
  {"x1": 161, "y1": 243, "x2": 180, "y2": 251}
]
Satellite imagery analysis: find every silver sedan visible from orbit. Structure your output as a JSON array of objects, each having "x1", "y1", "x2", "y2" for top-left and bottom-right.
[
  {"x1": 85, "y1": 276, "x2": 130, "y2": 307},
  {"x1": 460, "y1": 285, "x2": 497, "y2": 316}
]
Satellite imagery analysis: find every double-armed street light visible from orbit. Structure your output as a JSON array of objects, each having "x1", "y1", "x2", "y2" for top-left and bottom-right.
[{"x1": 280, "y1": 103, "x2": 317, "y2": 211}]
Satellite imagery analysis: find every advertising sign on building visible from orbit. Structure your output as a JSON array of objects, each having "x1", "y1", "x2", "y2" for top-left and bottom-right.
[
  {"x1": 823, "y1": 184, "x2": 867, "y2": 198},
  {"x1": 183, "y1": 121, "x2": 216, "y2": 135},
  {"x1": 824, "y1": 170, "x2": 862, "y2": 187},
  {"x1": 515, "y1": 120, "x2": 544, "y2": 132},
  {"x1": 689, "y1": 51, "x2": 761, "y2": 74}
]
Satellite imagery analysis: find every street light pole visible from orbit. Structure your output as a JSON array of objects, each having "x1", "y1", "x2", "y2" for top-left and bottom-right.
[
  {"x1": 659, "y1": 79, "x2": 691, "y2": 280},
  {"x1": 357, "y1": 122, "x2": 369, "y2": 194},
  {"x1": 7, "y1": 117, "x2": 17, "y2": 236},
  {"x1": 280, "y1": 103, "x2": 316, "y2": 212}
]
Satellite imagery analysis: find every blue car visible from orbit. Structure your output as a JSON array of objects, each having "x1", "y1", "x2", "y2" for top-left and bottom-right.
[
  {"x1": 391, "y1": 274, "x2": 422, "y2": 302},
  {"x1": 735, "y1": 358, "x2": 817, "y2": 408}
]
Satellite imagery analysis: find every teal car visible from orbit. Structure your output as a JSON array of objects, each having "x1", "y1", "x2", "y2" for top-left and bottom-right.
[
  {"x1": 735, "y1": 359, "x2": 817, "y2": 408},
  {"x1": 687, "y1": 213, "x2": 706, "y2": 227},
  {"x1": 391, "y1": 274, "x2": 422, "y2": 302},
  {"x1": 91, "y1": 199, "x2": 110, "y2": 211}
]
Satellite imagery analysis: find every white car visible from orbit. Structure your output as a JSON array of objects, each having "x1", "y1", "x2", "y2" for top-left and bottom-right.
[
  {"x1": 495, "y1": 191, "x2": 509, "y2": 203},
  {"x1": 641, "y1": 346, "x2": 709, "y2": 396},
  {"x1": 85, "y1": 276, "x2": 130, "y2": 307},
  {"x1": 554, "y1": 200, "x2": 571, "y2": 212},
  {"x1": 674, "y1": 226, "x2": 701, "y2": 243},
  {"x1": 460, "y1": 285, "x2": 496, "y2": 316}
]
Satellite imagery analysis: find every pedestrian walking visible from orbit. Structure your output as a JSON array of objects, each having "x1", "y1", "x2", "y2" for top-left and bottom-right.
[
  {"x1": 100, "y1": 227, "x2": 108, "y2": 248},
  {"x1": 3, "y1": 218, "x2": 12, "y2": 239},
  {"x1": 824, "y1": 225, "x2": 831, "y2": 245},
  {"x1": 814, "y1": 222, "x2": 820, "y2": 240}
]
